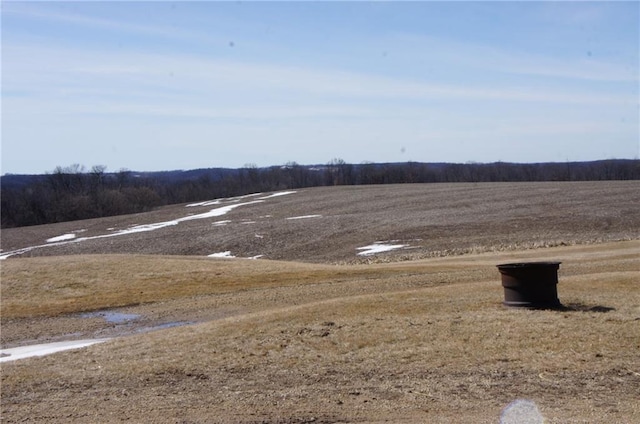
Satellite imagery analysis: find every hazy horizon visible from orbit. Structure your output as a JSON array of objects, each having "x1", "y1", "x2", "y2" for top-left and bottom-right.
[{"x1": 3, "y1": 157, "x2": 640, "y2": 178}]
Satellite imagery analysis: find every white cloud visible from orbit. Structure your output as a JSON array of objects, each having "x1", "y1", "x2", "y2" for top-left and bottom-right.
[
  {"x1": 3, "y1": 41, "x2": 632, "y2": 132},
  {"x1": 1, "y1": 2, "x2": 224, "y2": 46}
]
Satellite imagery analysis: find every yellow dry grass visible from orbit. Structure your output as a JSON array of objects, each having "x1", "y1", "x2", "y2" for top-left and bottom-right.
[
  {"x1": 2, "y1": 241, "x2": 639, "y2": 423},
  {"x1": 1, "y1": 254, "x2": 456, "y2": 319}
]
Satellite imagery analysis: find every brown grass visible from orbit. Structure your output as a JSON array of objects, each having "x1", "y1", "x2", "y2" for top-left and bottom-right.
[{"x1": 1, "y1": 182, "x2": 640, "y2": 423}]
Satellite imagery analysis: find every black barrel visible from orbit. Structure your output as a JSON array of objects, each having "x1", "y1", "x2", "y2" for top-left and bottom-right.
[{"x1": 497, "y1": 262, "x2": 562, "y2": 308}]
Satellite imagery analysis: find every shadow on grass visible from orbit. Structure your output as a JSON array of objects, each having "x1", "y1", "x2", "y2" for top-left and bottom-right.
[
  {"x1": 503, "y1": 303, "x2": 616, "y2": 313},
  {"x1": 560, "y1": 303, "x2": 616, "y2": 313}
]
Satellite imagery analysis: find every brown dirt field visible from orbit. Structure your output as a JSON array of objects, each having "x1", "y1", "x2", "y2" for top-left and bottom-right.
[
  {"x1": 2, "y1": 181, "x2": 639, "y2": 263},
  {"x1": 1, "y1": 182, "x2": 639, "y2": 423}
]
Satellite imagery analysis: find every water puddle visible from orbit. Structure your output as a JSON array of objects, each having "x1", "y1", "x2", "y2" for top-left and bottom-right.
[
  {"x1": 81, "y1": 311, "x2": 141, "y2": 324},
  {"x1": 135, "y1": 321, "x2": 194, "y2": 333},
  {"x1": 80, "y1": 310, "x2": 193, "y2": 333},
  {"x1": 1, "y1": 308, "x2": 198, "y2": 363},
  {"x1": 1, "y1": 320, "x2": 194, "y2": 363}
]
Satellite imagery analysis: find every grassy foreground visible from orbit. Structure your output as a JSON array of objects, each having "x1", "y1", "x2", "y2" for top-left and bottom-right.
[{"x1": 1, "y1": 240, "x2": 639, "y2": 423}]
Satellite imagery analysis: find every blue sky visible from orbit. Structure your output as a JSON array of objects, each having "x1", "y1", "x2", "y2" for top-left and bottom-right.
[{"x1": 2, "y1": 1, "x2": 638, "y2": 174}]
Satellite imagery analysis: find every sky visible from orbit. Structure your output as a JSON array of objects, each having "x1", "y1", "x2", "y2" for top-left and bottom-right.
[{"x1": 1, "y1": 1, "x2": 638, "y2": 175}]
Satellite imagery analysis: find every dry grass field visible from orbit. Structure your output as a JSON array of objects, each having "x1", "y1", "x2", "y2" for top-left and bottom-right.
[{"x1": 1, "y1": 182, "x2": 639, "y2": 423}]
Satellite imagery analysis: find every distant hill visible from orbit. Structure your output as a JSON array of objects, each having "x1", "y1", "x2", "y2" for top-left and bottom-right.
[
  {"x1": 2, "y1": 159, "x2": 638, "y2": 228},
  {"x1": 2, "y1": 159, "x2": 639, "y2": 187},
  {"x1": 1, "y1": 181, "x2": 639, "y2": 263}
]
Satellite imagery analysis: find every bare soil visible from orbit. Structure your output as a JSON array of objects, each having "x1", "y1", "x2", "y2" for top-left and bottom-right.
[
  {"x1": 1, "y1": 182, "x2": 639, "y2": 423},
  {"x1": 2, "y1": 181, "x2": 639, "y2": 263}
]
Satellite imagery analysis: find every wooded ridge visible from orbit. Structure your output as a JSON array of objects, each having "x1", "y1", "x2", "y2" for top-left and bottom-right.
[{"x1": 2, "y1": 159, "x2": 638, "y2": 228}]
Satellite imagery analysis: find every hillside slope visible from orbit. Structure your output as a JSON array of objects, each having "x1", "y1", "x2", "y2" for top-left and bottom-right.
[
  {"x1": 2, "y1": 181, "x2": 639, "y2": 263},
  {"x1": 2, "y1": 241, "x2": 639, "y2": 423},
  {"x1": 2, "y1": 181, "x2": 639, "y2": 423}
]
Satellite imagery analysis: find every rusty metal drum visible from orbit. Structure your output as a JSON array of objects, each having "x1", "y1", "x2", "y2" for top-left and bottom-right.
[{"x1": 497, "y1": 262, "x2": 562, "y2": 308}]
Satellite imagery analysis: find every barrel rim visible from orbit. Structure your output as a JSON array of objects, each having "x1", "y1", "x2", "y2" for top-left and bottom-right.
[{"x1": 496, "y1": 261, "x2": 561, "y2": 269}]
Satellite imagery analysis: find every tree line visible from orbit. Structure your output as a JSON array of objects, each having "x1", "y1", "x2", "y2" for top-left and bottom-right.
[{"x1": 2, "y1": 159, "x2": 638, "y2": 228}]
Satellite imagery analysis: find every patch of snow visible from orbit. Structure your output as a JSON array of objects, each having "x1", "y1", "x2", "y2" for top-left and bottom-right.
[
  {"x1": 180, "y1": 201, "x2": 264, "y2": 222},
  {"x1": 0, "y1": 247, "x2": 35, "y2": 260},
  {"x1": 0, "y1": 200, "x2": 265, "y2": 259},
  {"x1": 212, "y1": 220, "x2": 231, "y2": 227},
  {"x1": 241, "y1": 221, "x2": 256, "y2": 225},
  {"x1": 228, "y1": 193, "x2": 264, "y2": 201},
  {"x1": 0, "y1": 339, "x2": 109, "y2": 363},
  {"x1": 207, "y1": 251, "x2": 264, "y2": 260},
  {"x1": 187, "y1": 193, "x2": 263, "y2": 208},
  {"x1": 357, "y1": 242, "x2": 408, "y2": 256},
  {"x1": 208, "y1": 251, "x2": 235, "y2": 258},
  {"x1": 258, "y1": 191, "x2": 296, "y2": 199},
  {"x1": 255, "y1": 234, "x2": 264, "y2": 238},
  {"x1": 92, "y1": 200, "x2": 264, "y2": 237},
  {"x1": 118, "y1": 220, "x2": 180, "y2": 234},
  {"x1": 46, "y1": 234, "x2": 77, "y2": 243},
  {"x1": 286, "y1": 214, "x2": 322, "y2": 220},
  {"x1": 186, "y1": 199, "x2": 221, "y2": 207}
]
